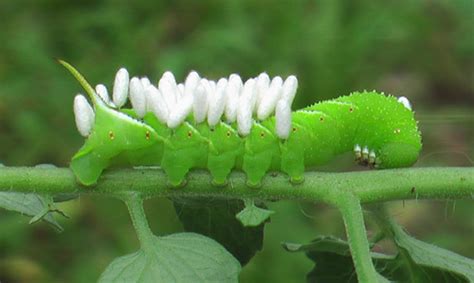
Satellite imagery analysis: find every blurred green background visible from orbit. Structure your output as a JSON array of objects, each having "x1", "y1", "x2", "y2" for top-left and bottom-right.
[{"x1": 0, "y1": 0, "x2": 472, "y2": 282}]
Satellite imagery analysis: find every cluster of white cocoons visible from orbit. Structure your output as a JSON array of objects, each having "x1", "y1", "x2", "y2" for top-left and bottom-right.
[{"x1": 74, "y1": 67, "x2": 298, "y2": 139}]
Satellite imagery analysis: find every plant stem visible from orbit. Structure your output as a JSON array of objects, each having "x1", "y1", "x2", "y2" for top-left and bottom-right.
[
  {"x1": 122, "y1": 193, "x2": 155, "y2": 250},
  {"x1": 1, "y1": 166, "x2": 472, "y2": 281},
  {"x1": 327, "y1": 191, "x2": 380, "y2": 282},
  {"x1": 0, "y1": 167, "x2": 472, "y2": 203}
]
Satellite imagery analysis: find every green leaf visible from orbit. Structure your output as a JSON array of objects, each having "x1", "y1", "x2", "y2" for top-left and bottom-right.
[
  {"x1": 283, "y1": 236, "x2": 362, "y2": 282},
  {"x1": 173, "y1": 198, "x2": 266, "y2": 266},
  {"x1": 283, "y1": 236, "x2": 469, "y2": 283},
  {"x1": 0, "y1": 192, "x2": 63, "y2": 231},
  {"x1": 393, "y1": 227, "x2": 474, "y2": 282},
  {"x1": 235, "y1": 199, "x2": 274, "y2": 227},
  {"x1": 53, "y1": 193, "x2": 79, "y2": 202},
  {"x1": 99, "y1": 232, "x2": 241, "y2": 283}
]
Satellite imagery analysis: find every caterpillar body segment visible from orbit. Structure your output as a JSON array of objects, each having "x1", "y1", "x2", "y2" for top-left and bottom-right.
[
  {"x1": 240, "y1": 121, "x2": 281, "y2": 187},
  {"x1": 195, "y1": 122, "x2": 244, "y2": 185},
  {"x1": 62, "y1": 61, "x2": 422, "y2": 186}
]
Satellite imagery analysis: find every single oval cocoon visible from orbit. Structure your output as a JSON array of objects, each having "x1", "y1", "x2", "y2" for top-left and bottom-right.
[
  {"x1": 73, "y1": 94, "x2": 95, "y2": 137},
  {"x1": 158, "y1": 72, "x2": 178, "y2": 111},
  {"x1": 177, "y1": 83, "x2": 185, "y2": 100},
  {"x1": 244, "y1": 78, "x2": 259, "y2": 113},
  {"x1": 225, "y1": 74, "x2": 243, "y2": 123},
  {"x1": 95, "y1": 84, "x2": 111, "y2": 105},
  {"x1": 207, "y1": 78, "x2": 228, "y2": 126},
  {"x1": 162, "y1": 71, "x2": 177, "y2": 85},
  {"x1": 256, "y1": 72, "x2": 270, "y2": 106},
  {"x1": 168, "y1": 92, "x2": 194, "y2": 128},
  {"x1": 237, "y1": 79, "x2": 256, "y2": 136},
  {"x1": 146, "y1": 85, "x2": 169, "y2": 124},
  {"x1": 184, "y1": 71, "x2": 200, "y2": 97},
  {"x1": 112, "y1": 68, "x2": 129, "y2": 108},
  {"x1": 140, "y1": 77, "x2": 151, "y2": 88},
  {"x1": 257, "y1": 76, "x2": 283, "y2": 120},
  {"x1": 129, "y1": 77, "x2": 146, "y2": 118},
  {"x1": 228, "y1": 74, "x2": 243, "y2": 89},
  {"x1": 281, "y1": 75, "x2": 298, "y2": 105},
  {"x1": 397, "y1": 96, "x2": 412, "y2": 110},
  {"x1": 193, "y1": 83, "x2": 208, "y2": 124},
  {"x1": 275, "y1": 99, "x2": 292, "y2": 139}
]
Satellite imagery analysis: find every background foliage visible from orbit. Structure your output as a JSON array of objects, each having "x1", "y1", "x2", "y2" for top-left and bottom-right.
[{"x1": 0, "y1": 0, "x2": 472, "y2": 282}]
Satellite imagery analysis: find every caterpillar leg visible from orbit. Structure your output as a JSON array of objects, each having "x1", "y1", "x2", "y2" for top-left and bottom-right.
[
  {"x1": 353, "y1": 144, "x2": 380, "y2": 168},
  {"x1": 280, "y1": 142, "x2": 305, "y2": 184},
  {"x1": 71, "y1": 152, "x2": 109, "y2": 186},
  {"x1": 242, "y1": 151, "x2": 273, "y2": 188},
  {"x1": 207, "y1": 152, "x2": 238, "y2": 186},
  {"x1": 161, "y1": 151, "x2": 192, "y2": 187}
]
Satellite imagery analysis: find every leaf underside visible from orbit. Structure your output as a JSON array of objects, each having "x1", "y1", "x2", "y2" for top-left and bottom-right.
[
  {"x1": 0, "y1": 192, "x2": 63, "y2": 231},
  {"x1": 236, "y1": 199, "x2": 275, "y2": 227},
  {"x1": 283, "y1": 235, "x2": 472, "y2": 283},
  {"x1": 393, "y1": 228, "x2": 474, "y2": 282},
  {"x1": 173, "y1": 198, "x2": 267, "y2": 266},
  {"x1": 98, "y1": 233, "x2": 241, "y2": 283}
]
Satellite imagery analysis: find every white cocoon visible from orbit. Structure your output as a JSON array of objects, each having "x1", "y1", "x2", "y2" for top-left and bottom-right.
[
  {"x1": 162, "y1": 71, "x2": 177, "y2": 85},
  {"x1": 224, "y1": 74, "x2": 242, "y2": 123},
  {"x1": 112, "y1": 68, "x2": 129, "y2": 108},
  {"x1": 275, "y1": 99, "x2": 291, "y2": 139},
  {"x1": 397, "y1": 96, "x2": 412, "y2": 110},
  {"x1": 95, "y1": 84, "x2": 110, "y2": 105},
  {"x1": 146, "y1": 85, "x2": 169, "y2": 124},
  {"x1": 228, "y1": 74, "x2": 243, "y2": 89},
  {"x1": 184, "y1": 71, "x2": 200, "y2": 97},
  {"x1": 193, "y1": 83, "x2": 208, "y2": 123},
  {"x1": 256, "y1": 72, "x2": 270, "y2": 106},
  {"x1": 140, "y1": 77, "x2": 151, "y2": 88},
  {"x1": 201, "y1": 79, "x2": 216, "y2": 115},
  {"x1": 158, "y1": 72, "x2": 178, "y2": 111},
  {"x1": 237, "y1": 79, "x2": 256, "y2": 136},
  {"x1": 168, "y1": 93, "x2": 194, "y2": 128},
  {"x1": 73, "y1": 94, "x2": 95, "y2": 137},
  {"x1": 257, "y1": 76, "x2": 283, "y2": 120},
  {"x1": 129, "y1": 77, "x2": 146, "y2": 118},
  {"x1": 208, "y1": 80, "x2": 217, "y2": 92},
  {"x1": 207, "y1": 78, "x2": 228, "y2": 126},
  {"x1": 281, "y1": 75, "x2": 298, "y2": 105},
  {"x1": 177, "y1": 83, "x2": 185, "y2": 100},
  {"x1": 246, "y1": 78, "x2": 259, "y2": 113}
]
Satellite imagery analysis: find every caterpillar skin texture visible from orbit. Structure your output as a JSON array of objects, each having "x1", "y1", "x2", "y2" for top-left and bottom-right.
[{"x1": 61, "y1": 61, "x2": 422, "y2": 187}]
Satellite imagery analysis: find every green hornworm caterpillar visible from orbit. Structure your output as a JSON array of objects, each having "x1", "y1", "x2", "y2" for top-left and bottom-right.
[{"x1": 60, "y1": 60, "x2": 422, "y2": 187}]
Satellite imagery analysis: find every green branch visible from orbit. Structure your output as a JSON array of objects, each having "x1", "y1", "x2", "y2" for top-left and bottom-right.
[
  {"x1": 2, "y1": 166, "x2": 472, "y2": 282},
  {"x1": 121, "y1": 193, "x2": 155, "y2": 250},
  {"x1": 0, "y1": 166, "x2": 472, "y2": 203},
  {"x1": 325, "y1": 191, "x2": 381, "y2": 282}
]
